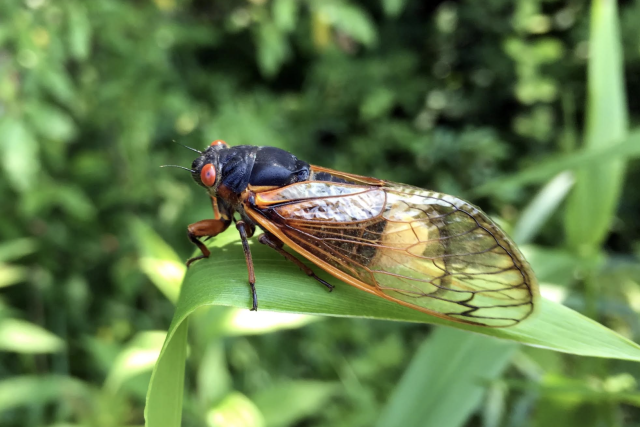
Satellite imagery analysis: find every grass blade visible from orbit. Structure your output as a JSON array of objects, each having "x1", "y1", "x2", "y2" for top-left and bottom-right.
[
  {"x1": 376, "y1": 328, "x2": 516, "y2": 427},
  {"x1": 564, "y1": 0, "x2": 628, "y2": 251},
  {"x1": 513, "y1": 171, "x2": 574, "y2": 245},
  {"x1": 472, "y1": 131, "x2": 639, "y2": 197},
  {"x1": 145, "y1": 319, "x2": 188, "y2": 427}
]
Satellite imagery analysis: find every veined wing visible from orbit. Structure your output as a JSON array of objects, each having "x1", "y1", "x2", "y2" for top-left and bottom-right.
[{"x1": 246, "y1": 172, "x2": 538, "y2": 327}]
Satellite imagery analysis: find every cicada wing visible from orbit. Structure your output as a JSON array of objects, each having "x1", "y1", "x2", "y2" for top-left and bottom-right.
[{"x1": 247, "y1": 176, "x2": 538, "y2": 327}]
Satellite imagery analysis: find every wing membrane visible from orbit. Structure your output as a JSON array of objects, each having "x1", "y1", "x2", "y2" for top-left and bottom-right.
[{"x1": 247, "y1": 172, "x2": 538, "y2": 327}]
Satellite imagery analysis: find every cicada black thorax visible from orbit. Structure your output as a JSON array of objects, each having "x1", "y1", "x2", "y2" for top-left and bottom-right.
[{"x1": 191, "y1": 145, "x2": 312, "y2": 222}]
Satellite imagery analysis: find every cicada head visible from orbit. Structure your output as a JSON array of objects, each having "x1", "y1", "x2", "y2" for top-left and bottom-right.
[{"x1": 191, "y1": 140, "x2": 229, "y2": 194}]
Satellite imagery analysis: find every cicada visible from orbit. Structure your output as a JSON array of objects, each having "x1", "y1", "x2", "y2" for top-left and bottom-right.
[{"x1": 165, "y1": 140, "x2": 538, "y2": 327}]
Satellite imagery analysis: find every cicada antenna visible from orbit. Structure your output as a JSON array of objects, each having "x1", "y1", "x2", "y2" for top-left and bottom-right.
[
  {"x1": 172, "y1": 139, "x2": 202, "y2": 154},
  {"x1": 160, "y1": 165, "x2": 196, "y2": 173}
]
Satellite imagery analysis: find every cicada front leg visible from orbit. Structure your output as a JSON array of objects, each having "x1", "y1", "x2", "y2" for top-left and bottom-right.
[
  {"x1": 186, "y1": 196, "x2": 232, "y2": 267},
  {"x1": 186, "y1": 218, "x2": 232, "y2": 267}
]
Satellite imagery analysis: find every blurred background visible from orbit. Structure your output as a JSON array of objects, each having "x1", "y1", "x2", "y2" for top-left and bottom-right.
[{"x1": 1, "y1": 0, "x2": 640, "y2": 426}]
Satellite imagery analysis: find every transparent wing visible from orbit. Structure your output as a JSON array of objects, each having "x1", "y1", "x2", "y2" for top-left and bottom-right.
[{"x1": 249, "y1": 179, "x2": 538, "y2": 327}]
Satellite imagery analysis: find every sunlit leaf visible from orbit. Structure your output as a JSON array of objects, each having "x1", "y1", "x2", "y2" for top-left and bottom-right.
[
  {"x1": 132, "y1": 218, "x2": 185, "y2": 303},
  {"x1": 104, "y1": 331, "x2": 167, "y2": 393},
  {"x1": 513, "y1": 172, "x2": 574, "y2": 245},
  {"x1": 382, "y1": 0, "x2": 409, "y2": 18},
  {"x1": 0, "y1": 264, "x2": 28, "y2": 288},
  {"x1": 0, "y1": 376, "x2": 88, "y2": 413},
  {"x1": 206, "y1": 392, "x2": 265, "y2": 427},
  {"x1": 67, "y1": 2, "x2": 92, "y2": 61},
  {"x1": 26, "y1": 102, "x2": 77, "y2": 142},
  {"x1": 0, "y1": 319, "x2": 64, "y2": 353},
  {"x1": 0, "y1": 119, "x2": 39, "y2": 192},
  {"x1": 272, "y1": 0, "x2": 299, "y2": 33},
  {"x1": 318, "y1": 3, "x2": 377, "y2": 47},
  {"x1": 0, "y1": 238, "x2": 38, "y2": 263},
  {"x1": 218, "y1": 309, "x2": 319, "y2": 336}
]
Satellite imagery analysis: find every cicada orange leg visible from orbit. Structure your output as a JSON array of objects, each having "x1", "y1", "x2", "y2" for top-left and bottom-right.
[{"x1": 186, "y1": 218, "x2": 231, "y2": 266}]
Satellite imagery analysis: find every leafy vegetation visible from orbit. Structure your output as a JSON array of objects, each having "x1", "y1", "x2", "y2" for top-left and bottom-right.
[{"x1": 1, "y1": 0, "x2": 640, "y2": 426}]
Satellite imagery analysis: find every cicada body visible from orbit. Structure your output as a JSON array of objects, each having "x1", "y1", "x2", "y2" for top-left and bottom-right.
[{"x1": 171, "y1": 141, "x2": 538, "y2": 327}]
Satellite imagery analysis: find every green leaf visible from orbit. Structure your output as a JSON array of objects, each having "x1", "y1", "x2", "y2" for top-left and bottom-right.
[
  {"x1": 319, "y1": 3, "x2": 377, "y2": 47},
  {"x1": 206, "y1": 392, "x2": 265, "y2": 427},
  {"x1": 0, "y1": 263, "x2": 29, "y2": 289},
  {"x1": 104, "y1": 331, "x2": 167, "y2": 393},
  {"x1": 132, "y1": 218, "x2": 186, "y2": 303},
  {"x1": 145, "y1": 238, "x2": 640, "y2": 426},
  {"x1": 376, "y1": 328, "x2": 516, "y2": 427},
  {"x1": 145, "y1": 319, "x2": 188, "y2": 427},
  {"x1": 67, "y1": 2, "x2": 92, "y2": 61},
  {"x1": 472, "y1": 131, "x2": 640, "y2": 197},
  {"x1": 255, "y1": 22, "x2": 290, "y2": 78},
  {"x1": 0, "y1": 119, "x2": 39, "y2": 192},
  {"x1": 0, "y1": 376, "x2": 88, "y2": 412},
  {"x1": 513, "y1": 171, "x2": 574, "y2": 245},
  {"x1": 272, "y1": 0, "x2": 299, "y2": 33},
  {"x1": 0, "y1": 319, "x2": 64, "y2": 353},
  {"x1": 382, "y1": 0, "x2": 409, "y2": 18},
  {"x1": 252, "y1": 381, "x2": 339, "y2": 427},
  {"x1": 564, "y1": 0, "x2": 628, "y2": 253},
  {"x1": 26, "y1": 102, "x2": 77, "y2": 142},
  {"x1": 0, "y1": 238, "x2": 38, "y2": 263},
  {"x1": 214, "y1": 309, "x2": 319, "y2": 336}
]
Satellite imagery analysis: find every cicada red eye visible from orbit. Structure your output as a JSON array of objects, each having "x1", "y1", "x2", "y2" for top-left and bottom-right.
[
  {"x1": 200, "y1": 163, "x2": 216, "y2": 187},
  {"x1": 210, "y1": 140, "x2": 228, "y2": 148}
]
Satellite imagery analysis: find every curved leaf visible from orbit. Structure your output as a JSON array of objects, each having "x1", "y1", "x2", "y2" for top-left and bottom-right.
[{"x1": 145, "y1": 238, "x2": 640, "y2": 426}]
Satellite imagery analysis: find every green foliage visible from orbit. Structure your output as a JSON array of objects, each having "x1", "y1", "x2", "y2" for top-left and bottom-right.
[{"x1": 1, "y1": 0, "x2": 640, "y2": 426}]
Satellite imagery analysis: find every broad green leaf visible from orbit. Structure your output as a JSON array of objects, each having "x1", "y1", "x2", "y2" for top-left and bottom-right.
[
  {"x1": 197, "y1": 342, "x2": 231, "y2": 406},
  {"x1": 0, "y1": 264, "x2": 28, "y2": 288},
  {"x1": 0, "y1": 318, "x2": 64, "y2": 353},
  {"x1": 132, "y1": 218, "x2": 185, "y2": 303},
  {"x1": 104, "y1": 331, "x2": 166, "y2": 393},
  {"x1": 318, "y1": 3, "x2": 377, "y2": 47},
  {"x1": 255, "y1": 22, "x2": 290, "y2": 77},
  {"x1": 0, "y1": 376, "x2": 88, "y2": 412},
  {"x1": 145, "y1": 238, "x2": 640, "y2": 426},
  {"x1": 564, "y1": 0, "x2": 628, "y2": 252},
  {"x1": 252, "y1": 381, "x2": 339, "y2": 427},
  {"x1": 0, "y1": 119, "x2": 39, "y2": 192},
  {"x1": 272, "y1": 0, "x2": 299, "y2": 33},
  {"x1": 376, "y1": 328, "x2": 516, "y2": 427},
  {"x1": 382, "y1": 0, "x2": 409, "y2": 18},
  {"x1": 67, "y1": 2, "x2": 92, "y2": 61},
  {"x1": 26, "y1": 102, "x2": 77, "y2": 142},
  {"x1": 206, "y1": 392, "x2": 265, "y2": 427},
  {"x1": 0, "y1": 238, "x2": 38, "y2": 263}
]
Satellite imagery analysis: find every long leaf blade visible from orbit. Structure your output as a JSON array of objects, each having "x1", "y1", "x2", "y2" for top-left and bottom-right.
[
  {"x1": 376, "y1": 328, "x2": 516, "y2": 427},
  {"x1": 564, "y1": 0, "x2": 628, "y2": 251}
]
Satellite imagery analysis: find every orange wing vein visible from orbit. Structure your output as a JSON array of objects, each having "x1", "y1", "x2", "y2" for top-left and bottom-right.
[{"x1": 244, "y1": 168, "x2": 538, "y2": 327}]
